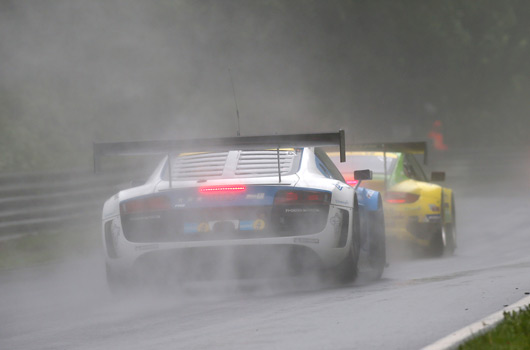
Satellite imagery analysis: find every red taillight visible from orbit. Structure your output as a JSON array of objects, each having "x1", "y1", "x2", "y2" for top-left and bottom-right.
[
  {"x1": 274, "y1": 190, "x2": 330, "y2": 205},
  {"x1": 121, "y1": 196, "x2": 171, "y2": 214},
  {"x1": 274, "y1": 191, "x2": 298, "y2": 203},
  {"x1": 385, "y1": 192, "x2": 420, "y2": 204},
  {"x1": 306, "y1": 193, "x2": 322, "y2": 201},
  {"x1": 199, "y1": 185, "x2": 247, "y2": 194}
]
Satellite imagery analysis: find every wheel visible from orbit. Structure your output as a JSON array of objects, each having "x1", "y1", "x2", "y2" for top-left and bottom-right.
[
  {"x1": 366, "y1": 208, "x2": 386, "y2": 279},
  {"x1": 428, "y1": 226, "x2": 445, "y2": 257},
  {"x1": 427, "y1": 192, "x2": 452, "y2": 257},
  {"x1": 334, "y1": 198, "x2": 361, "y2": 283},
  {"x1": 444, "y1": 196, "x2": 457, "y2": 254}
]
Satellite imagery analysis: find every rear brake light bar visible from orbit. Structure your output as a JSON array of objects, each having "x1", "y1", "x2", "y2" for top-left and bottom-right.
[{"x1": 199, "y1": 185, "x2": 247, "y2": 194}]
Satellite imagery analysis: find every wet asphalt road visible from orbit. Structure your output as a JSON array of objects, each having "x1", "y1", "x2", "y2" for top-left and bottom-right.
[{"x1": 1, "y1": 151, "x2": 530, "y2": 350}]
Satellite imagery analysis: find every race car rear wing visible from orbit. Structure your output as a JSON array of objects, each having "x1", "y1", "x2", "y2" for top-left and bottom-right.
[
  {"x1": 93, "y1": 130, "x2": 346, "y2": 182},
  {"x1": 347, "y1": 141, "x2": 428, "y2": 164},
  {"x1": 344, "y1": 141, "x2": 427, "y2": 191}
]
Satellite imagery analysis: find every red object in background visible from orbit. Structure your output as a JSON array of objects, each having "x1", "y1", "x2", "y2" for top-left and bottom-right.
[
  {"x1": 428, "y1": 120, "x2": 449, "y2": 151},
  {"x1": 345, "y1": 179, "x2": 359, "y2": 186}
]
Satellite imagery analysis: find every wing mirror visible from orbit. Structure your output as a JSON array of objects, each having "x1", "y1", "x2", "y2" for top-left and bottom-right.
[
  {"x1": 354, "y1": 169, "x2": 373, "y2": 181},
  {"x1": 431, "y1": 171, "x2": 446, "y2": 182},
  {"x1": 352, "y1": 169, "x2": 372, "y2": 190}
]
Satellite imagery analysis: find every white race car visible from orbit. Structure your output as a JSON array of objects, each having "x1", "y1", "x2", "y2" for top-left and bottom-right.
[{"x1": 94, "y1": 131, "x2": 385, "y2": 290}]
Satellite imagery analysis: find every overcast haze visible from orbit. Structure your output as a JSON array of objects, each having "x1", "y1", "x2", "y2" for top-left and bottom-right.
[
  {"x1": 1, "y1": 3, "x2": 530, "y2": 349},
  {"x1": 1, "y1": 1, "x2": 529, "y2": 172}
]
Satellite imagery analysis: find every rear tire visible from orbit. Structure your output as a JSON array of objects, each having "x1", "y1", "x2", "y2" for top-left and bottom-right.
[
  {"x1": 428, "y1": 226, "x2": 445, "y2": 257},
  {"x1": 366, "y1": 208, "x2": 386, "y2": 279},
  {"x1": 445, "y1": 197, "x2": 457, "y2": 254},
  {"x1": 427, "y1": 192, "x2": 451, "y2": 257},
  {"x1": 335, "y1": 200, "x2": 360, "y2": 284}
]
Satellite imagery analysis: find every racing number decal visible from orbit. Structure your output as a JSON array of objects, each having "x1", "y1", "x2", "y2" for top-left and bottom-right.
[
  {"x1": 197, "y1": 222, "x2": 210, "y2": 232},
  {"x1": 253, "y1": 219, "x2": 266, "y2": 231}
]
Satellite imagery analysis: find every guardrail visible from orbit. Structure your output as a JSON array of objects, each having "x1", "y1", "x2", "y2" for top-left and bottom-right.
[
  {"x1": 0, "y1": 169, "x2": 145, "y2": 238},
  {"x1": 0, "y1": 146, "x2": 527, "y2": 239}
]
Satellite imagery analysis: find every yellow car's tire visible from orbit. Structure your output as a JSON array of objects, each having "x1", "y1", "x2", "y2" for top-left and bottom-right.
[
  {"x1": 427, "y1": 191, "x2": 446, "y2": 257},
  {"x1": 428, "y1": 226, "x2": 445, "y2": 257},
  {"x1": 444, "y1": 197, "x2": 457, "y2": 254}
]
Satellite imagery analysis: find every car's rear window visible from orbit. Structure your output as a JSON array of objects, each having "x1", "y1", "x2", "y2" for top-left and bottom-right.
[{"x1": 162, "y1": 149, "x2": 303, "y2": 181}]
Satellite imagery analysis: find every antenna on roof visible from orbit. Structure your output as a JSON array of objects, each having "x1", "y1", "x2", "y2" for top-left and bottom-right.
[{"x1": 228, "y1": 69, "x2": 241, "y2": 137}]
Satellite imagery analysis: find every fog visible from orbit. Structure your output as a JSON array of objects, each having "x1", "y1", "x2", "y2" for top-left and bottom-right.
[
  {"x1": 1, "y1": 2, "x2": 530, "y2": 349},
  {"x1": 2, "y1": 1, "x2": 528, "y2": 172},
  {"x1": 1, "y1": 0, "x2": 358, "y2": 172}
]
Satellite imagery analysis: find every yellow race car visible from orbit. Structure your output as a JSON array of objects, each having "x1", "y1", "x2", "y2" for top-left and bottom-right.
[{"x1": 327, "y1": 142, "x2": 455, "y2": 256}]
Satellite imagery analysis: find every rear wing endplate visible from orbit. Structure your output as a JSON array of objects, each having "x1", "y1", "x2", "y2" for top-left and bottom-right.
[
  {"x1": 94, "y1": 129, "x2": 346, "y2": 173},
  {"x1": 347, "y1": 141, "x2": 428, "y2": 164}
]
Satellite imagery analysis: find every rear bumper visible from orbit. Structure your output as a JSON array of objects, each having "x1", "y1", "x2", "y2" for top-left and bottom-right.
[
  {"x1": 104, "y1": 205, "x2": 353, "y2": 273},
  {"x1": 129, "y1": 244, "x2": 325, "y2": 280},
  {"x1": 385, "y1": 216, "x2": 441, "y2": 247},
  {"x1": 383, "y1": 196, "x2": 442, "y2": 247}
]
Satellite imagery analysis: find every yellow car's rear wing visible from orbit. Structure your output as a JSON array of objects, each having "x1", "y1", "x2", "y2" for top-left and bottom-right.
[
  {"x1": 346, "y1": 141, "x2": 428, "y2": 164},
  {"x1": 93, "y1": 130, "x2": 346, "y2": 184},
  {"x1": 342, "y1": 141, "x2": 427, "y2": 191}
]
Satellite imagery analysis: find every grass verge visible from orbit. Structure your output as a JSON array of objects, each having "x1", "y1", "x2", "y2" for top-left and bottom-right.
[
  {"x1": 459, "y1": 306, "x2": 530, "y2": 349},
  {"x1": 0, "y1": 225, "x2": 101, "y2": 270}
]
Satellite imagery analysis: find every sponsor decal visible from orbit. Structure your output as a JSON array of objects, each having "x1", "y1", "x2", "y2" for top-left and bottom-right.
[
  {"x1": 197, "y1": 222, "x2": 210, "y2": 232},
  {"x1": 285, "y1": 208, "x2": 320, "y2": 213},
  {"x1": 335, "y1": 183, "x2": 344, "y2": 191},
  {"x1": 239, "y1": 221, "x2": 254, "y2": 231},
  {"x1": 184, "y1": 222, "x2": 211, "y2": 233},
  {"x1": 135, "y1": 244, "x2": 159, "y2": 252},
  {"x1": 429, "y1": 204, "x2": 441, "y2": 212},
  {"x1": 252, "y1": 219, "x2": 266, "y2": 231},
  {"x1": 426, "y1": 214, "x2": 441, "y2": 222},
  {"x1": 293, "y1": 238, "x2": 320, "y2": 244},
  {"x1": 184, "y1": 223, "x2": 197, "y2": 233},
  {"x1": 330, "y1": 212, "x2": 342, "y2": 236},
  {"x1": 334, "y1": 199, "x2": 349, "y2": 205},
  {"x1": 365, "y1": 189, "x2": 375, "y2": 199},
  {"x1": 329, "y1": 213, "x2": 341, "y2": 227}
]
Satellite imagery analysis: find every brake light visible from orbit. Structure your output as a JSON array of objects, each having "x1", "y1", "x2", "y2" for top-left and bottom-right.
[
  {"x1": 199, "y1": 185, "x2": 247, "y2": 194},
  {"x1": 121, "y1": 196, "x2": 171, "y2": 214},
  {"x1": 274, "y1": 190, "x2": 330, "y2": 205},
  {"x1": 385, "y1": 192, "x2": 420, "y2": 204},
  {"x1": 274, "y1": 191, "x2": 299, "y2": 203}
]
